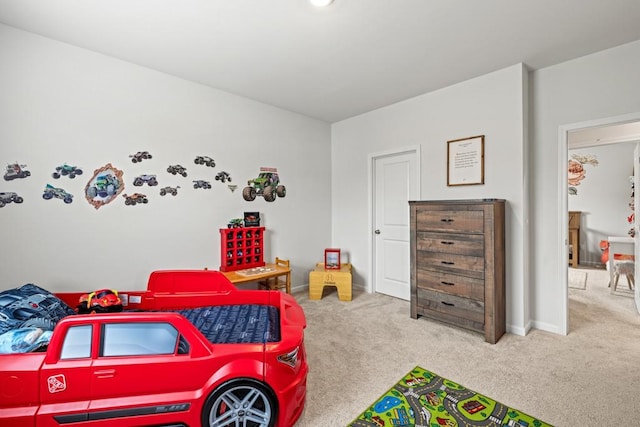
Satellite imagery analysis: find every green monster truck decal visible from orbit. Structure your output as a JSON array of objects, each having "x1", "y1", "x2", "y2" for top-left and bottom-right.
[{"x1": 243, "y1": 167, "x2": 286, "y2": 202}]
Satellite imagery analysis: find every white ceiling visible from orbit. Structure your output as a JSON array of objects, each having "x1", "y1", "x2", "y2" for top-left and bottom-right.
[{"x1": 1, "y1": 0, "x2": 640, "y2": 123}]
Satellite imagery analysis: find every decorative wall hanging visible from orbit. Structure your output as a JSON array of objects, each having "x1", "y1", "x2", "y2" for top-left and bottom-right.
[
  {"x1": 0, "y1": 192, "x2": 24, "y2": 207},
  {"x1": 123, "y1": 193, "x2": 148, "y2": 205},
  {"x1": 167, "y1": 164, "x2": 188, "y2": 177},
  {"x1": 243, "y1": 167, "x2": 286, "y2": 202},
  {"x1": 567, "y1": 153, "x2": 598, "y2": 195},
  {"x1": 42, "y1": 184, "x2": 73, "y2": 204},
  {"x1": 52, "y1": 164, "x2": 83, "y2": 179},
  {"x1": 159, "y1": 186, "x2": 180, "y2": 196},
  {"x1": 129, "y1": 151, "x2": 152, "y2": 163},
  {"x1": 447, "y1": 135, "x2": 484, "y2": 186},
  {"x1": 84, "y1": 163, "x2": 125, "y2": 209},
  {"x1": 4, "y1": 162, "x2": 31, "y2": 181},
  {"x1": 194, "y1": 156, "x2": 216, "y2": 167}
]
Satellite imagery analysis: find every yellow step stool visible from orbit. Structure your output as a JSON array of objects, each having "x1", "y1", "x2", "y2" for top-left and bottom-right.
[{"x1": 309, "y1": 263, "x2": 352, "y2": 301}]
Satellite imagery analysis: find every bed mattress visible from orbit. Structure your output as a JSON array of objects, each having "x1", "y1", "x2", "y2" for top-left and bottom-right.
[{"x1": 177, "y1": 304, "x2": 280, "y2": 344}]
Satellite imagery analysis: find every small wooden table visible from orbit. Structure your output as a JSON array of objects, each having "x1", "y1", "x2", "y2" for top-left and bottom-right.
[
  {"x1": 309, "y1": 263, "x2": 352, "y2": 301},
  {"x1": 221, "y1": 263, "x2": 291, "y2": 290}
]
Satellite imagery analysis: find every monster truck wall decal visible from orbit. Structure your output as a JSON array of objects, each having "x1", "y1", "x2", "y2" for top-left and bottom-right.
[
  {"x1": 243, "y1": 167, "x2": 286, "y2": 202},
  {"x1": 84, "y1": 163, "x2": 125, "y2": 210},
  {"x1": 4, "y1": 163, "x2": 31, "y2": 181},
  {"x1": 52, "y1": 164, "x2": 83, "y2": 179},
  {"x1": 42, "y1": 184, "x2": 73, "y2": 204},
  {"x1": 0, "y1": 192, "x2": 24, "y2": 208}
]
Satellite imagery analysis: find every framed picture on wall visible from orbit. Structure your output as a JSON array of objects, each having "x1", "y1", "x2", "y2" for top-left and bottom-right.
[
  {"x1": 324, "y1": 248, "x2": 341, "y2": 269},
  {"x1": 447, "y1": 135, "x2": 485, "y2": 186}
]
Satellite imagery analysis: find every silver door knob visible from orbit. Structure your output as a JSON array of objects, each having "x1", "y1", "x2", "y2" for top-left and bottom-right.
[{"x1": 374, "y1": 229, "x2": 381, "y2": 234}]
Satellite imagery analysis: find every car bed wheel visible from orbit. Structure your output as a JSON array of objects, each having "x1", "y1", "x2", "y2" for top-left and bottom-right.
[{"x1": 202, "y1": 379, "x2": 276, "y2": 427}]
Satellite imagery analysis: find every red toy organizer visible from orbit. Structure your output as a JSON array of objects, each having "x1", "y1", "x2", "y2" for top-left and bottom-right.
[{"x1": 219, "y1": 226, "x2": 265, "y2": 272}]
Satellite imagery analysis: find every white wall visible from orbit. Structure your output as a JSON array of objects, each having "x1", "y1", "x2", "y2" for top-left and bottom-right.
[
  {"x1": 331, "y1": 64, "x2": 528, "y2": 335},
  {"x1": 568, "y1": 144, "x2": 635, "y2": 265},
  {"x1": 0, "y1": 24, "x2": 332, "y2": 292},
  {"x1": 530, "y1": 39, "x2": 640, "y2": 333}
]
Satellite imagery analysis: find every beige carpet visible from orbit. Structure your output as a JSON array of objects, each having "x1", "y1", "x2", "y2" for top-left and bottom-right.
[{"x1": 292, "y1": 272, "x2": 640, "y2": 427}]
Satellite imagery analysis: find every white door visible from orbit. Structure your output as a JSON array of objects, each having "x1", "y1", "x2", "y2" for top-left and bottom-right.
[
  {"x1": 634, "y1": 143, "x2": 640, "y2": 313},
  {"x1": 373, "y1": 150, "x2": 419, "y2": 300}
]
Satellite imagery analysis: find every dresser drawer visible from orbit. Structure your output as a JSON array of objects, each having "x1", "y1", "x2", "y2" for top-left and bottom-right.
[
  {"x1": 416, "y1": 288, "x2": 485, "y2": 330},
  {"x1": 416, "y1": 269, "x2": 484, "y2": 300},
  {"x1": 416, "y1": 231, "x2": 484, "y2": 256},
  {"x1": 417, "y1": 252, "x2": 484, "y2": 279},
  {"x1": 416, "y1": 210, "x2": 484, "y2": 234}
]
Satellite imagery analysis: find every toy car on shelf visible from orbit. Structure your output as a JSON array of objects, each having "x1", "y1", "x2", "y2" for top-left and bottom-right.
[
  {"x1": 42, "y1": 184, "x2": 73, "y2": 204},
  {"x1": 0, "y1": 270, "x2": 308, "y2": 427},
  {"x1": 129, "y1": 151, "x2": 152, "y2": 163},
  {"x1": 194, "y1": 155, "x2": 216, "y2": 167},
  {"x1": 133, "y1": 174, "x2": 158, "y2": 186},
  {"x1": 227, "y1": 218, "x2": 244, "y2": 228},
  {"x1": 159, "y1": 185, "x2": 180, "y2": 196},
  {"x1": 0, "y1": 191, "x2": 24, "y2": 207},
  {"x1": 167, "y1": 164, "x2": 188, "y2": 177},
  {"x1": 86, "y1": 173, "x2": 120, "y2": 198},
  {"x1": 243, "y1": 167, "x2": 286, "y2": 202},
  {"x1": 4, "y1": 163, "x2": 31, "y2": 181},
  {"x1": 193, "y1": 180, "x2": 212, "y2": 189},
  {"x1": 215, "y1": 171, "x2": 232, "y2": 183},
  {"x1": 52, "y1": 164, "x2": 83, "y2": 179},
  {"x1": 123, "y1": 193, "x2": 148, "y2": 205}
]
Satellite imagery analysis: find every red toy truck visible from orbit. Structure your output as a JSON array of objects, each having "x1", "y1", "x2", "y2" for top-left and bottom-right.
[{"x1": 0, "y1": 270, "x2": 308, "y2": 427}]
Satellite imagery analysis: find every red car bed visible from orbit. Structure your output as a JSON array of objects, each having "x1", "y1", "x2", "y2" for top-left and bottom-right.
[{"x1": 0, "y1": 269, "x2": 308, "y2": 427}]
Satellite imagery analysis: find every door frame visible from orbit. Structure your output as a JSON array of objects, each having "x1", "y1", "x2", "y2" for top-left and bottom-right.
[
  {"x1": 368, "y1": 146, "x2": 421, "y2": 294},
  {"x1": 558, "y1": 111, "x2": 640, "y2": 334}
]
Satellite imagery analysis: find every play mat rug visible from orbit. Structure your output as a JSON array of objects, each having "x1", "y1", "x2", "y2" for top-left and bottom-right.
[{"x1": 348, "y1": 366, "x2": 552, "y2": 427}]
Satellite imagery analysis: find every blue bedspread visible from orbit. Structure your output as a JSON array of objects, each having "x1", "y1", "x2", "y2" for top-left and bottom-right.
[{"x1": 176, "y1": 305, "x2": 280, "y2": 344}]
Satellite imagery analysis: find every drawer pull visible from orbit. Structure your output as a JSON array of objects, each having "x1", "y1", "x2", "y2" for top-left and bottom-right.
[
  {"x1": 441, "y1": 281, "x2": 455, "y2": 286},
  {"x1": 440, "y1": 241, "x2": 454, "y2": 245},
  {"x1": 441, "y1": 261, "x2": 455, "y2": 265},
  {"x1": 441, "y1": 301, "x2": 455, "y2": 307},
  {"x1": 440, "y1": 218, "x2": 454, "y2": 223}
]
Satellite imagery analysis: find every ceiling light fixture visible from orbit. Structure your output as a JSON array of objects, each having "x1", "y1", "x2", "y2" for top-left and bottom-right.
[{"x1": 309, "y1": 0, "x2": 333, "y2": 7}]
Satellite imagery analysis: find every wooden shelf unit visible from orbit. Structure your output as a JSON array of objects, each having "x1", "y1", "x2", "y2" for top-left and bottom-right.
[{"x1": 219, "y1": 226, "x2": 265, "y2": 272}]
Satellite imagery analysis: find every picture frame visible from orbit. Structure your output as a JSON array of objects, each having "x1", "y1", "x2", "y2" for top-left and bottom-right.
[
  {"x1": 244, "y1": 211, "x2": 260, "y2": 227},
  {"x1": 324, "y1": 248, "x2": 341, "y2": 270},
  {"x1": 447, "y1": 135, "x2": 485, "y2": 186}
]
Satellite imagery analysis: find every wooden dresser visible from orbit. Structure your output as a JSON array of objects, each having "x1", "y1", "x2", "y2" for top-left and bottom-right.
[{"x1": 409, "y1": 199, "x2": 506, "y2": 344}]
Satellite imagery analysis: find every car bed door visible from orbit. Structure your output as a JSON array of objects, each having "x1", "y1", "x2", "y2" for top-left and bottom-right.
[
  {"x1": 37, "y1": 324, "x2": 94, "y2": 427},
  {"x1": 88, "y1": 321, "x2": 214, "y2": 421}
]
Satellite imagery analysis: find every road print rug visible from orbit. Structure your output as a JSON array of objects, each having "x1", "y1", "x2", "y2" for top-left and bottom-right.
[{"x1": 348, "y1": 366, "x2": 552, "y2": 427}]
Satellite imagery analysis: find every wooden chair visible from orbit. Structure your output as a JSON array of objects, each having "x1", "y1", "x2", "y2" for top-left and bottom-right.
[{"x1": 258, "y1": 257, "x2": 291, "y2": 294}]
